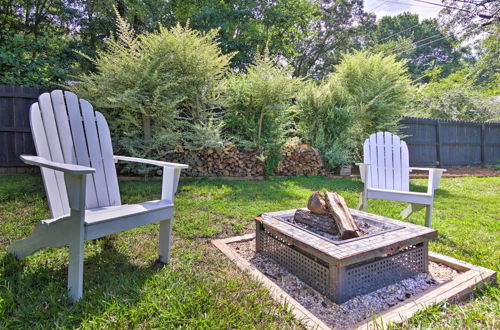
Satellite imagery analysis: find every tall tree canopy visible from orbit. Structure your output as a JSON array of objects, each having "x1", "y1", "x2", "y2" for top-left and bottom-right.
[
  {"x1": 170, "y1": 0, "x2": 319, "y2": 70},
  {"x1": 368, "y1": 13, "x2": 468, "y2": 80},
  {"x1": 292, "y1": 0, "x2": 373, "y2": 78}
]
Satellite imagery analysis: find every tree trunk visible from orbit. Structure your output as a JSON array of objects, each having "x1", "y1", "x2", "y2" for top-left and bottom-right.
[{"x1": 143, "y1": 115, "x2": 152, "y2": 141}]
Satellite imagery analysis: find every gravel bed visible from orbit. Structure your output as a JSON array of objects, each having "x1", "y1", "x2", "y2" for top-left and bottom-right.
[{"x1": 231, "y1": 239, "x2": 459, "y2": 329}]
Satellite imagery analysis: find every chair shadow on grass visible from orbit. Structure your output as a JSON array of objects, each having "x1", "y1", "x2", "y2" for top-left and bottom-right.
[{"x1": 0, "y1": 237, "x2": 162, "y2": 327}]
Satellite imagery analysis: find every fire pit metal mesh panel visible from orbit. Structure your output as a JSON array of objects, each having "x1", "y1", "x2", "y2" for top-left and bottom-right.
[
  {"x1": 257, "y1": 219, "x2": 430, "y2": 303},
  {"x1": 345, "y1": 244, "x2": 426, "y2": 298},
  {"x1": 258, "y1": 229, "x2": 329, "y2": 292}
]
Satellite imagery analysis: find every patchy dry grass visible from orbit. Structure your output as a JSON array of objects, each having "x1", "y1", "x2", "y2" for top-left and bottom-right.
[{"x1": 0, "y1": 174, "x2": 498, "y2": 328}]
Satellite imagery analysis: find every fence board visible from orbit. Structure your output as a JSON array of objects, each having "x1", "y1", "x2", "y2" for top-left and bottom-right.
[
  {"x1": 400, "y1": 117, "x2": 500, "y2": 167},
  {"x1": 0, "y1": 85, "x2": 45, "y2": 167}
]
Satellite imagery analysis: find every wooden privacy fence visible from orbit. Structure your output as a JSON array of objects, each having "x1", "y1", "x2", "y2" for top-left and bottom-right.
[
  {"x1": 0, "y1": 85, "x2": 499, "y2": 169},
  {"x1": 0, "y1": 85, "x2": 46, "y2": 168},
  {"x1": 400, "y1": 117, "x2": 500, "y2": 166}
]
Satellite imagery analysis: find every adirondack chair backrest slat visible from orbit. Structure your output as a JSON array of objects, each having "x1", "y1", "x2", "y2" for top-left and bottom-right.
[
  {"x1": 31, "y1": 91, "x2": 121, "y2": 217},
  {"x1": 363, "y1": 132, "x2": 409, "y2": 191}
]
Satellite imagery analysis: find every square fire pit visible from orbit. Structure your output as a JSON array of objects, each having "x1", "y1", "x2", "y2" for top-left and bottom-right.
[{"x1": 255, "y1": 209, "x2": 437, "y2": 303}]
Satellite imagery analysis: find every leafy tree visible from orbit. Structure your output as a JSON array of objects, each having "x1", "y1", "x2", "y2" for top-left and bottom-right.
[
  {"x1": 439, "y1": 0, "x2": 500, "y2": 41},
  {"x1": 0, "y1": 30, "x2": 77, "y2": 87},
  {"x1": 70, "y1": 11, "x2": 232, "y2": 161},
  {"x1": 369, "y1": 13, "x2": 468, "y2": 80},
  {"x1": 292, "y1": 0, "x2": 373, "y2": 78},
  {"x1": 171, "y1": 0, "x2": 319, "y2": 70},
  {"x1": 224, "y1": 56, "x2": 304, "y2": 174}
]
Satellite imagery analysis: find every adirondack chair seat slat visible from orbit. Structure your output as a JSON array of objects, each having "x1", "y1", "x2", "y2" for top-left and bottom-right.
[
  {"x1": 366, "y1": 188, "x2": 434, "y2": 205},
  {"x1": 85, "y1": 200, "x2": 173, "y2": 225},
  {"x1": 357, "y1": 132, "x2": 445, "y2": 227},
  {"x1": 9, "y1": 90, "x2": 188, "y2": 302}
]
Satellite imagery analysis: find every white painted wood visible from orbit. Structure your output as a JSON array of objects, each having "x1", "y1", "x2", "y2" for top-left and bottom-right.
[
  {"x1": 357, "y1": 132, "x2": 446, "y2": 227},
  {"x1": 95, "y1": 112, "x2": 121, "y2": 206},
  {"x1": 65, "y1": 91, "x2": 99, "y2": 209},
  {"x1": 85, "y1": 200, "x2": 172, "y2": 225},
  {"x1": 368, "y1": 134, "x2": 378, "y2": 188},
  {"x1": 425, "y1": 205, "x2": 433, "y2": 227},
  {"x1": 401, "y1": 203, "x2": 426, "y2": 218},
  {"x1": 21, "y1": 155, "x2": 95, "y2": 174},
  {"x1": 158, "y1": 219, "x2": 173, "y2": 263},
  {"x1": 65, "y1": 173, "x2": 86, "y2": 302},
  {"x1": 51, "y1": 90, "x2": 77, "y2": 165},
  {"x1": 80, "y1": 99, "x2": 110, "y2": 207},
  {"x1": 401, "y1": 141, "x2": 410, "y2": 191},
  {"x1": 38, "y1": 93, "x2": 71, "y2": 216},
  {"x1": 366, "y1": 188, "x2": 433, "y2": 205},
  {"x1": 30, "y1": 103, "x2": 66, "y2": 217},
  {"x1": 376, "y1": 132, "x2": 385, "y2": 188},
  {"x1": 85, "y1": 206, "x2": 174, "y2": 240},
  {"x1": 393, "y1": 135, "x2": 402, "y2": 191},
  {"x1": 161, "y1": 167, "x2": 176, "y2": 202},
  {"x1": 8, "y1": 216, "x2": 73, "y2": 258},
  {"x1": 10, "y1": 89, "x2": 188, "y2": 301},
  {"x1": 114, "y1": 155, "x2": 189, "y2": 168},
  {"x1": 384, "y1": 132, "x2": 394, "y2": 190}
]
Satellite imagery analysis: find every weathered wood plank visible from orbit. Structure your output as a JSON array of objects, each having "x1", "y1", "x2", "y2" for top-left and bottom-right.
[{"x1": 324, "y1": 192, "x2": 361, "y2": 239}]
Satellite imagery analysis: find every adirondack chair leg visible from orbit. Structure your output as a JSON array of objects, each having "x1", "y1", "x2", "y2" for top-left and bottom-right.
[
  {"x1": 357, "y1": 191, "x2": 368, "y2": 211},
  {"x1": 400, "y1": 203, "x2": 426, "y2": 219},
  {"x1": 8, "y1": 218, "x2": 71, "y2": 259},
  {"x1": 67, "y1": 231, "x2": 84, "y2": 302},
  {"x1": 425, "y1": 205, "x2": 433, "y2": 228},
  {"x1": 158, "y1": 219, "x2": 173, "y2": 264}
]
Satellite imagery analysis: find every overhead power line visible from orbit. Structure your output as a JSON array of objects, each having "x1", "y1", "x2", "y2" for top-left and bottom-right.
[
  {"x1": 400, "y1": 35, "x2": 448, "y2": 54},
  {"x1": 379, "y1": 22, "x2": 422, "y2": 42},
  {"x1": 368, "y1": 0, "x2": 391, "y2": 11}
]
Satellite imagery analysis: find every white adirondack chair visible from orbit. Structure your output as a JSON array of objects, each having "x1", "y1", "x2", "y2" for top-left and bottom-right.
[
  {"x1": 357, "y1": 132, "x2": 445, "y2": 227},
  {"x1": 8, "y1": 90, "x2": 188, "y2": 302}
]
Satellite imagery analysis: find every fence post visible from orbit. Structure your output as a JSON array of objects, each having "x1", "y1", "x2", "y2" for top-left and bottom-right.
[
  {"x1": 481, "y1": 124, "x2": 486, "y2": 165},
  {"x1": 436, "y1": 120, "x2": 442, "y2": 166}
]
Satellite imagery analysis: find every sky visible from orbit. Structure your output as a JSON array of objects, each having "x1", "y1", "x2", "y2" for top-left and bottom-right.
[{"x1": 364, "y1": 0, "x2": 442, "y2": 20}]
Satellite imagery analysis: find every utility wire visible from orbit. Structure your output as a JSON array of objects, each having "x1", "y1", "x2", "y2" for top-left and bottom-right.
[
  {"x1": 368, "y1": 0, "x2": 391, "y2": 11},
  {"x1": 399, "y1": 36, "x2": 448, "y2": 54},
  {"x1": 379, "y1": 22, "x2": 422, "y2": 42}
]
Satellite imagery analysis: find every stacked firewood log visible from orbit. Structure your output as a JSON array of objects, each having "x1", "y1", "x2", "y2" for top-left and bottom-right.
[
  {"x1": 275, "y1": 144, "x2": 326, "y2": 176},
  {"x1": 163, "y1": 144, "x2": 326, "y2": 177}
]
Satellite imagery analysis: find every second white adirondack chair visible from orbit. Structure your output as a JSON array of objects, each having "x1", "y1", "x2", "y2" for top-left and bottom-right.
[
  {"x1": 8, "y1": 90, "x2": 188, "y2": 302},
  {"x1": 357, "y1": 132, "x2": 445, "y2": 227}
]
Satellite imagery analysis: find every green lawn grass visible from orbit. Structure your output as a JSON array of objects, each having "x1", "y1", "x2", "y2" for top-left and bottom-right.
[{"x1": 0, "y1": 174, "x2": 498, "y2": 328}]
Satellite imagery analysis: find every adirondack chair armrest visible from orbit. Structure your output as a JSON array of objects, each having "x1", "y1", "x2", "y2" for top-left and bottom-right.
[
  {"x1": 114, "y1": 155, "x2": 188, "y2": 202},
  {"x1": 409, "y1": 167, "x2": 446, "y2": 173},
  {"x1": 113, "y1": 156, "x2": 189, "y2": 169},
  {"x1": 355, "y1": 163, "x2": 370, "y2": 183},
  {"x1": 409, "y1": 167, "x2": 446, "y2": 194},
  {"x1": 20, "y1": 155, "x2": 96, "y2": 175}
]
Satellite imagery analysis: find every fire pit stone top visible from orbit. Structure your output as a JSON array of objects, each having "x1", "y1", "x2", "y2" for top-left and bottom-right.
[{"x1": 258, "y1": 208, "x2": 437, "y2": 267}]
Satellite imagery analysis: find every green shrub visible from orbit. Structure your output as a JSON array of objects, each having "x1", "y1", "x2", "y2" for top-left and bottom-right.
[
  {"x1": 297, "y1": 51, "x2": 413, "y2": 168},
  {"x1": 224, "y1": 56, "x2": 304, "y2": 174},
  {"x1": 70, "y1": 10, "x2": 232, "y2": 164},
  {"x1": 296, "y1": 80, "x2": 354, "y2": 168},
  {"x1": 406, "y1": 70, "x2": 500, "y2": 122}
]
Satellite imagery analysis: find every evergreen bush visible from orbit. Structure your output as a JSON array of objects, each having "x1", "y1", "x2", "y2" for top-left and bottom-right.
[
  {"x1": 224, "y1": 56, "x2": 304, "y2": 175},
  {"x1": 69, "y1": 9, "x2": 233, "y2": 166}
]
